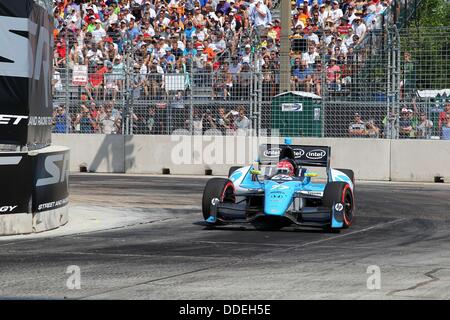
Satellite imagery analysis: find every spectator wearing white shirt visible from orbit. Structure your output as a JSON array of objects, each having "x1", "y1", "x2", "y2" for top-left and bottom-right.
[
  {"x1": 346, "y1": 5, "x2": 358, "y2": 24},
  {"x1": 330, "y1": 1, "x2": 343, "y2": 24},
  {"x1": 249, "y1": 0, "x2": 272, "y2": 35},
  {"x1": 92, "y1": 19, "x2": 106, "y2": 43},
  {"x1": 318, "y1": 4, "x2": 329, "y2": 27},
  {"x1": 354, "y1": 17, "x2": 367, "y2": 42},
  {"x1": 235, "y1": 106, "x2": 251, "y2": 135}
]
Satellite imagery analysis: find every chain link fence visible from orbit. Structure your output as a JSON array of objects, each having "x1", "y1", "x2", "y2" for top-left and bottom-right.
[{"x1": 52, "y1": 24, "x2": 449, "y2": 140}]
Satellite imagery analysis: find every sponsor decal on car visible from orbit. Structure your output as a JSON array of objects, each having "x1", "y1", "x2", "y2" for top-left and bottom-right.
[
  {"x1": 334, "y1": 203, "x2": 344, "y2": 211},
  {"x1": 211, "y1": 198, "x2": 220, "y2": 205},
  {"x1": 263, "y1": 148, "x2": 305, "y2": 158},
  {"x1": 306, "y1": 149, "x2": 326, "y2": 160},
  {"x1": 270, "y1": 184, "x2": 290, "y2": 190},
  {"x1": 299, "y1": 190, "x2": 323, "y2": 197}
]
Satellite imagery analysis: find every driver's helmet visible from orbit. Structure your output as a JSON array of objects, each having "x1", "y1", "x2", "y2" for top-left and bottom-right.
[{"x1": 276, "y1": 160, "x2": 295, "y2": 176}]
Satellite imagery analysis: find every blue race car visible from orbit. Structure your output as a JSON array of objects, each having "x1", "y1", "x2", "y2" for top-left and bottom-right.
[{"x1": 202, "y1": 140, "x2": 355, "y2": 231}]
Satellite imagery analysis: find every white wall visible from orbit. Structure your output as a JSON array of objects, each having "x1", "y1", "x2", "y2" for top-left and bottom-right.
[
  {"x1": 390, "y1": 139, "x2": 450, "y2": 182},
  {"x1": 53, "y1": 134, "x2": 125, "y2": 173},
  {"x1": 52, "y1": 134, "x2": 450, "y2": 182}
]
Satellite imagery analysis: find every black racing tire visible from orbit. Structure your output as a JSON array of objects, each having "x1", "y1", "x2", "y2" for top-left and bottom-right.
[
  {"x1": 202, "y1": 178, "x2": 235, "y2": 221},
  {"x1": 228, "y1": 166, "x2": 242, "y2": 178},
  {"x1": 335, "y1": 168, "x2": 355, "y2": 187},
  {"x1": 323, "y1": 181, "x2": 354, "y2": 228}
]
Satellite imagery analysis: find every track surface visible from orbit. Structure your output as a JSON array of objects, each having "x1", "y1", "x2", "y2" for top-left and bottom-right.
[{"x1": 0, "y1": 174, "x2": 449, "y2": 299}]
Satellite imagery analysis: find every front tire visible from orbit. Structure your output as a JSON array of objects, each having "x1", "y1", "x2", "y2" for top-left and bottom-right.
[
  {"x1": 323, "y1": 181, "x2": 354, "y2": 228},
  {"x1": 228, "y1": 166, "x2": 241, "y2": 178},
  {"x1": 202, "y1": 178, "x2": 235, "y2": 221}
]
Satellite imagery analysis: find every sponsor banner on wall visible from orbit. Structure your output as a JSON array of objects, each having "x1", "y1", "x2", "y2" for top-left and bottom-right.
[
  {"x1": 0, "y1": 152, "x2": 33, "y2": 214},
  {"x1": 0, "y1": 148, "x2": 69, "y2": 214},
  {"x1": 72, "y1": 64, "x2": 88, "y2": 86},
  {"x1": 33, "y1": 149, "x2": 70, "y2": 212},
  {"x1": 0, "y1": 0, "x2": 53, "y2": 146}
]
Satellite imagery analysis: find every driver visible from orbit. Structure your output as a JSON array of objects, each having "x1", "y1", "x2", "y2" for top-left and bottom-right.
[{"x1": 276, "y1": 160, "x2": 295, "y2": 176}]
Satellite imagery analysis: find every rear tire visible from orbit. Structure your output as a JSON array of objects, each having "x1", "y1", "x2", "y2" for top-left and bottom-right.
[
  {"x1": 323, "y1": 181, "x2": 354, "y2": 228},
  {"x1": 228, "y1": 166, "x2": 241, "y2": 177},
  {"x1": 335, "y1": 168, "x2": 355, "y2": 188},
  {"x1": 202, "y1": 178, "x2": 235, "y2": 221}
]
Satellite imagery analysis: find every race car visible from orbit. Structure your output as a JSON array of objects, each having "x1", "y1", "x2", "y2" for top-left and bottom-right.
[{"x1": 202, "y1": 139, "x2": 355, "y2": 231}]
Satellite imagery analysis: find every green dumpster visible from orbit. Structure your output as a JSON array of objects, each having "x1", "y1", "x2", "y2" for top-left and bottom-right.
[{"x1": 271, "y1": 91, "x2": 323, "y2": 137}]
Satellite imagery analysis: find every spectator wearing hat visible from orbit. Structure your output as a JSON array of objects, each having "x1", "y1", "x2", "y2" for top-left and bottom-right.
[
  {"x1": 399, "y1": 107, "x2": 415, "y2": 139},
  {"x1": 345, "y1": 4, "x2": 358, "y2": 24},
  {"x1": 329, "y1": 1, "x2": 343, "y2": 24},
  {"x1": 318, "y1": 4, "x2": 329, "y2": 27},
  {"x1": 353, "y1": 16, "x2": 366, "y2": 42},
  {"x1": 92, "y1": 19, "x2": 106, "y2": 43}
]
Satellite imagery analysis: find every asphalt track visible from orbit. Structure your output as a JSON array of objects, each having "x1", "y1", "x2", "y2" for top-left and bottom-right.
[{"x1": 0, "y1": 174, "x2": 449, "y2": 299}]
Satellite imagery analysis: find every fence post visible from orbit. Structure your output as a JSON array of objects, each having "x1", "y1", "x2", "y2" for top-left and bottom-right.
[
  {"x1": 189, "y1": 60, "x2": 194, "y2": 135},
  {"x1": 65, "y1": 36, "x2": 70, "y2": 134}
]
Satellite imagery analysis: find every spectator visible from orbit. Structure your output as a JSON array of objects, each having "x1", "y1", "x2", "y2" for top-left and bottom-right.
[
  {"x1": 366, "y1": 120, "x2": 380, "y2": 138},
  {"x1": 74, "y1": 104, "x2": 96, "y2": 133},
  {"x1": 399, "y1": 108, "x2": 414, "y2": 139},
  {"x1": 415, "y1": 112, "x2": 433, "y2": 139},
  {"x1": 326, "y1": 57, "x2": 341, "y2": 91},
  {"x1": 293, "y1": 60, "x2": 313, "y2": 92},
  {"x1": 99, "y1": 104, "x2": 121, "y2": 134},
  {"x1": 348, "y1": 113, "x2": 366, "y2": 137},
  {"x1": 438, "y1": 103, "x2": 450, "y2": 129},
  {"x1": 235, "y1": 106, "x2": 251, "y2": 134},
  {"x1": 249, "y1": 0, "x2": 272, "y2": 35},
  {"x1": 382, "y1": 111, "x2": 398, "y2": 139},
  {"x1": 441, "y1": 113, "x2": 450, "y2": 140},
  {"x1": 52, "y1": 105, "x2": 68, "y2": 133}
]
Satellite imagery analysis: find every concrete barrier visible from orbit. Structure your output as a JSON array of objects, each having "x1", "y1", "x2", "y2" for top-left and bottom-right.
[
  {"x1": 53, "y1": 134, "x2": 125, "y2": 173},
  {"x1": 52, "y1": 134, "x2": 449, "y2": 182},
  {"x1": 391, "y1": 139, "x2": 450, "y2": 182}
]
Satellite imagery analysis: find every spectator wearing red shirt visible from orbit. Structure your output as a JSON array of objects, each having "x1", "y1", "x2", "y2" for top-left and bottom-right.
[
  {"x1": 85, "y1": 61, "x2": 108, "y2": 101},
  {"x1": 337, "y1": 17, "x2": 352, "y2": 39},
  {"x1": 327, "y1": 58, "x2": 341, "y2": 91},
  {"x1": 438, "y1": 103, "x2": 450, "y2": 129}
]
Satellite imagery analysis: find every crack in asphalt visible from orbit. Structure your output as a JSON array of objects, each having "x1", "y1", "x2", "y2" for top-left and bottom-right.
[
  {"x1": 387, "y1": 268, "x2": 443, "y2": 296},
  {"x1": 73, "y1": 265, "x2": 220, "y2": 300}
]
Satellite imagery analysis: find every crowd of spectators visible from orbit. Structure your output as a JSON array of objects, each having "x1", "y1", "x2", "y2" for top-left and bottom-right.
[
  {"x1": 347, "y1": 102, "x2": 450, "y2": 139},
  {"x1": 52, "y1": 0, "x2": 415, "y2": 137}
]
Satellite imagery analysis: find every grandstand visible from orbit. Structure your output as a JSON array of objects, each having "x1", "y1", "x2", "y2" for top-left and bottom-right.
[{"x1": 51, "y1": 0, "x2": 449, "y2": 139}]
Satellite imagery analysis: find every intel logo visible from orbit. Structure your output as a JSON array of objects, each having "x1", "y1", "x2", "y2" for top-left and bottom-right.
[
  {"x1": 264, "y1": 148, "x2": 281, "y2": 157},
  {"x1": 306, "y1": 149, "x2": 326, "y2": 160},
  {"x1": 293, "y1": 149, "x2": 305, "y2": 158}
]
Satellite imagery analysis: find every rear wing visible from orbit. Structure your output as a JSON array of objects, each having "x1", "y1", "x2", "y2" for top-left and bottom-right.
[{"x1": 258, "y1": 144, "x2": 331, "y2": 168}]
